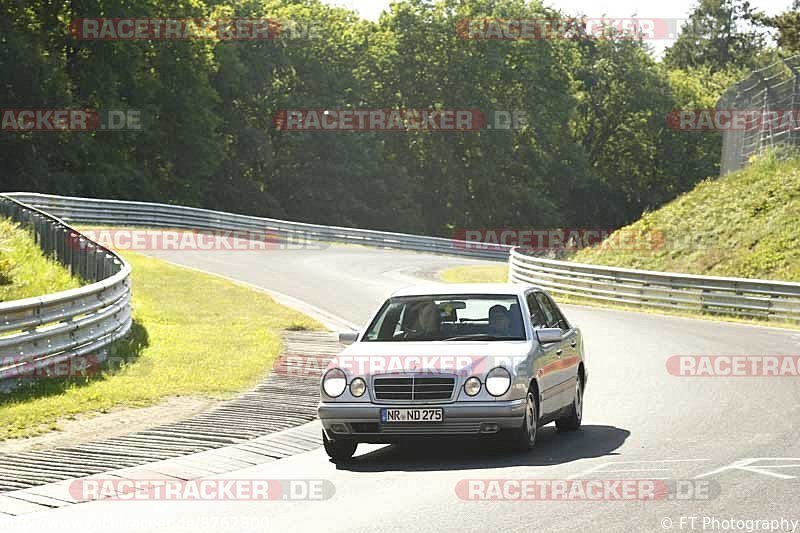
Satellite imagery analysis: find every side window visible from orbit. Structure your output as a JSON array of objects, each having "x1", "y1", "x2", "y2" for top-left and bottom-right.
[
  {"x1": 534, "y1": 293, "x2": 559, "y2": 329},
  {"x1": 526, "y1": 293, "x2": 548, "y2": 329},
  {"x1": 538, "y1": 293, "x2": 570, "y2": 332},
  {"x1": 547, "y1": 295, "x2": 570, "y2": 331},
  {"x1": 369, "y1": 303, "x2": 404, "y2": 340}
]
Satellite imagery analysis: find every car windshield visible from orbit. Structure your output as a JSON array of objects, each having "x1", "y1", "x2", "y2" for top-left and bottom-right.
[{"x1": 363, "y1": 294, "x2": 526, "y2": 342}]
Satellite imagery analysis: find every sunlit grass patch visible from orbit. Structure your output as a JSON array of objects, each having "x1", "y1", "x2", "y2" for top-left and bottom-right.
[{"x1": 0, "y1": 250, "x2": 323, "y2": 440}]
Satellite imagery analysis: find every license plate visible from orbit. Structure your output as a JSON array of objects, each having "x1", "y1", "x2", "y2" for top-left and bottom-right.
[{"x1": 380, "y1": 408, "x2": 443, "y2": 423}]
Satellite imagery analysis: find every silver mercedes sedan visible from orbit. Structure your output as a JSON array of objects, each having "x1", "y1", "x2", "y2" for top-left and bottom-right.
[{"x1": 318, "y1": 283, "x2": 588, "y2": 463}]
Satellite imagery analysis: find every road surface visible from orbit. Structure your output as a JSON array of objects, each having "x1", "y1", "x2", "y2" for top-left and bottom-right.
[{"x1": 5, "y1": 242, "x2": 800, "y2": 532}]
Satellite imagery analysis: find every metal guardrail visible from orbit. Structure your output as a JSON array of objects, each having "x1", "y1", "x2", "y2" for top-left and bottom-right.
[
  {"x1": 509, "y1": 248, "x2": 800, "y2": 323},
  {"x1": 0, "y1": 195, "x2": 132, "y2": 392},
  {"x1": 4, "y1": 192, "x2": 797, "y2": 339},
  {"x1": 4, "y1": 193, "x2": 511, "y2": 260}
]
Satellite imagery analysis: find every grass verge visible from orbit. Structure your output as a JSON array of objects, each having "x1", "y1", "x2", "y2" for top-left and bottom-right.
[
  {"x1": 0, "y1": 218, "x2": 81, "y2": 301},
  {"x1": 439, "y1": 264, "x2": 508, "y2": 284},
  {"x1": 0, "y1": 250, "x2": 323, "y2": 440}
]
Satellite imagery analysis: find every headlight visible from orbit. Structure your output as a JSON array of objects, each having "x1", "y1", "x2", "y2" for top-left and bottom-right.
[
  {"x1": 322, "y1": 368, "x2": 347, "y2": 398},
  {"x1": 486, "y1": 367, "x2": 511, "y2": 396},
  {"x1": 464, "y1": 377, "x2": 481, "y2": 396},
  {"x1": 350, "y1": 377, "x2": 367, "y2": 397}
]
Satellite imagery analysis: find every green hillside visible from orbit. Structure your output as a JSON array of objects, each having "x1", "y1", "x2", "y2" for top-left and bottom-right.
[
  {"x1": 573, "y1": 151, "x2": 800, "y2": 282},
  {"x1": 0, "y1": 219, "x2": 81, "y2": 302}
]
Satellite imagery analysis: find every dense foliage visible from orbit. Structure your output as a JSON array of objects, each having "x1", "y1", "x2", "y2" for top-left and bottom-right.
[{"x1": 0, "y1": 0, "x2": 788, "y2": 236}]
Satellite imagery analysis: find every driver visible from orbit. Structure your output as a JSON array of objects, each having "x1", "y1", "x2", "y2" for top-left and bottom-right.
[{"x1": 410, "y1": 302, "x2": 441, "y2": 339}]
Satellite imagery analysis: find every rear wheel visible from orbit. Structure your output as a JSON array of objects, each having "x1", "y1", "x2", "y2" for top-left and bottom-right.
[
  {"x1": 323, "y1": 431, "x2": 358, "y2": 463},
  {"x1": 509, "y1": 389, "x2": 538, "y2": 452},
  {"x1": 556, "y1": 375, "x2": 583, "y2": 431}
]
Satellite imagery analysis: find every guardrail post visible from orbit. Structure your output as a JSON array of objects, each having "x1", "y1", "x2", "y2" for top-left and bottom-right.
[
  {"x1": 68, "y1": 232, "x2": 78, "y2": 276},
  {"x1": 760, "y1": 292, "x2": 771, "y2": 320},
  {"x1": 31, "y1": 214, "x2": 40, "y2": 246},
  {"x1": 87, "y1": 244, "x2": 97, "y2": 282},
  {"x1": 46, "y1": 222, "x2": 54, "y2": 257},
  {"x1": 700, "y1": 288, "x2": 709, "y2": 314},
  {"x1": 55, "y1": 225, "x2": 63, "y2": 263},
  {"x1": 94, "y1": 250, "x2": 105, "y2": 282},
  {"x1": 78, "y1": 239, "x2": 88, "y2": 280}
]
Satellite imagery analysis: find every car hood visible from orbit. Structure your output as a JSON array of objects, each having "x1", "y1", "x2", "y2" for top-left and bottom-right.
[{"x1": 329, "y1": 341, "x2": 533, "y2": 377}]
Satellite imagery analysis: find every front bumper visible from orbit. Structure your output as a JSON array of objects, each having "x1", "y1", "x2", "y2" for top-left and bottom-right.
[{"x1": 318, "y1": 400, "x2": 526, "y2": 443}]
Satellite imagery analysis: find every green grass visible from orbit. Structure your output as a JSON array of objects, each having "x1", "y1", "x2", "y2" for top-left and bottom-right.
[
  {"x1": 0, "y1": 250, "x2": 323, "y2": 440},
  {"x1": 572, "y1": 150, "x2": 800, "y2": 281},
  {"x1": 0, "y1": 218, "x2": 81, "y2": 301},
  {"x1": 440, "y1": 264, "x2": 508, "y2": 284}
]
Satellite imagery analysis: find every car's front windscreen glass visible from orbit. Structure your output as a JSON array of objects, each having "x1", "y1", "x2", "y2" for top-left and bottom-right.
[{"x1": 363, "y1": 295, "x2": 526, "y2": 342}]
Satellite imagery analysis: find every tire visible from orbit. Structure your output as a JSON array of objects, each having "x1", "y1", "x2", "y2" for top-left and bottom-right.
[
  {"x1": 509, "y1": 389, "x2": 538, "y2": 452},
  {"x1": 555, "y1": 374, "x2": 583, "y2": 432},
  {"x1": 323, "y1": 431, "x2": 357, "y2": 463}
]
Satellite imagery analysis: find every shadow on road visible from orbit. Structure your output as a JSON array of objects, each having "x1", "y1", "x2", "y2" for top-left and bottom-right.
[{"x1": 336, "y1": 424, "x2": 630, "y2": 472}]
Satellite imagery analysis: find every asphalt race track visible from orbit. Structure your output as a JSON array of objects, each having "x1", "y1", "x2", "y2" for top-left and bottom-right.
[{"x1": 5, "y1": 242, "x2": 800, "y2": 532}]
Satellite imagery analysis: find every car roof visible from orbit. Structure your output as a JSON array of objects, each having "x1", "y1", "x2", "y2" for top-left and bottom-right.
[{"x1": 390, "y1": 283, "x2": 541, "y2": 298}]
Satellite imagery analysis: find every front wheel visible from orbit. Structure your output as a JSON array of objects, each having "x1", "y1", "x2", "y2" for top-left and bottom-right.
[
  {"x1": 555, "y1": 375, "x2": 583, "y2": 431},
  {"x1": 323, "y1": 431, "x2": 357, "y2": 463},
  {"x1": 508, "y1": 389, "x2": 538, "y2": 452}
]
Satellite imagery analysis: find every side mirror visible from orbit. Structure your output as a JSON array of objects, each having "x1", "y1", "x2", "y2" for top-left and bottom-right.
[
  {"x1": 536, "y1": 328, "x2": 563, "y2": 345},
  {"x1": 338, "y1": 331, "x2": 359, "y2": 345}
]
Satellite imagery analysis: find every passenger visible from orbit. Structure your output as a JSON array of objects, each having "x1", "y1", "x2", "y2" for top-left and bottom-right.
[{"x1": 488, "y1": 304, "x2": 511, "y2": 337}]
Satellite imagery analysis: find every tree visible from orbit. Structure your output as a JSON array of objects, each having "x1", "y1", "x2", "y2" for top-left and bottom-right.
[
  {"x1": 0, "y1": 0, "x2": 759, "y2": 237},
  {"x1": 570, "y1": 34, "x2": 685, "y2": 225},
  {"x1": 664, "y1": 0, "x2": 767, "y2": 72},
  {"x1": 751, "y1": 1, "x2": 800, "y2": 56}
]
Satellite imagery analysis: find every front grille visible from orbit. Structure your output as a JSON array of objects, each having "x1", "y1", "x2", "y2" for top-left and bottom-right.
[{"x1": 373, "y1": 376, "x2": 455, "y2": 401}]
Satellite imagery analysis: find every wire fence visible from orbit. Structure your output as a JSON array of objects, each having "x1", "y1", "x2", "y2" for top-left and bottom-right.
[{"x1": 717, "y1": 55, "x2": 800, "y2": 175}]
